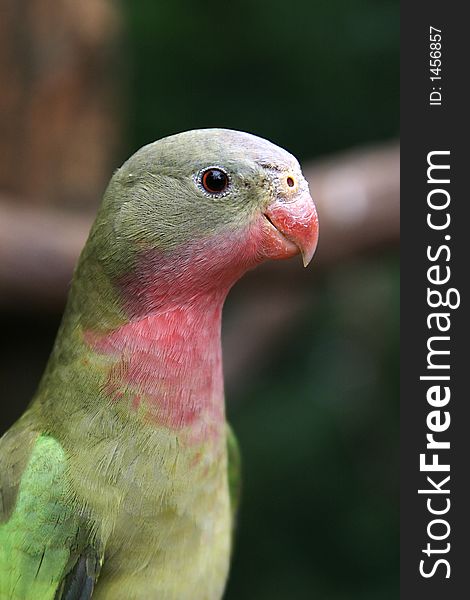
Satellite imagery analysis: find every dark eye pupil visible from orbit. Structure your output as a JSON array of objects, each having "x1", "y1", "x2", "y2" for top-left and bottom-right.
[{"x1": 202, "y1": 169, "x2": 228, "y2": 194}]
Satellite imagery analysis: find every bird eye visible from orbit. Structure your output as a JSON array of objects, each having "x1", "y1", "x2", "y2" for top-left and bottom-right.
[
  {"x1": 200, "y1": 168, "x2": 230, "y2": 195},
  {"x1": 287, "y1": 176, "x2": 295, "y2": 188}
]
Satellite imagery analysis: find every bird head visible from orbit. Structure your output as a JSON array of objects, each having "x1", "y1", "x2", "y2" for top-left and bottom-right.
[{"x1": 86, "y1": 129, "x2": 319, "y2": 315}]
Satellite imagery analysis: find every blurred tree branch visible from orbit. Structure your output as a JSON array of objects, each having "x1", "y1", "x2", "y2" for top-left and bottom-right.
[{"x1": 0, "y1": 141, "x2": 399, "y2": 313}]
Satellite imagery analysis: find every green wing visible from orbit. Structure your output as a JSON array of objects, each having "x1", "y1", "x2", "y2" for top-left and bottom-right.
[
  {"x1": 226, "y1": 423, "x2": 241, "y2": 529},
  {"x1": 0, "y1": 423, "x2": 102, "y2": 600}
]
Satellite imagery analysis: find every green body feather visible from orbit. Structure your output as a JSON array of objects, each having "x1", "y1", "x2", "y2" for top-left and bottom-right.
[{"x1": 0, "y1": 434, "x2": 100, "y2": 599}]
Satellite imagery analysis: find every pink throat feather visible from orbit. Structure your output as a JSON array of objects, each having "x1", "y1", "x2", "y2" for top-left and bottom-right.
[
  {"x1": 84, "y1": 226, "x2": 263, "y2": 440},
  {"x1": 86, "y1": 298, "x2": 225, "y2": 439}
]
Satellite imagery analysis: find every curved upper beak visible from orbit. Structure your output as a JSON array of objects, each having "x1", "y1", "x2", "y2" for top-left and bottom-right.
[{"x1": 263, "y1": 191, "x2": 319, "y2": 266}]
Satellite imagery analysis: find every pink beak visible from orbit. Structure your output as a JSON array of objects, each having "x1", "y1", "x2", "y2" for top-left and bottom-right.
[{"x1": 262, "y1": 192, "x2": 319, "y2": 266}]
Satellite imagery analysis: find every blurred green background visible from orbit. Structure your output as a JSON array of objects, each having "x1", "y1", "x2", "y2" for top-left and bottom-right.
[
  {"x1": 123, "y1": 0, "x2": 398, "y2": 160},
  {"x1": 1, "y1": 0, "x2": 399, "y2": 598}
]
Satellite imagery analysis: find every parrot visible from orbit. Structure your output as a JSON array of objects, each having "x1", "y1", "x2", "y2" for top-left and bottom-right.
[{"x1": 0, "y1": 128, "x2": 319, "y2": 600}]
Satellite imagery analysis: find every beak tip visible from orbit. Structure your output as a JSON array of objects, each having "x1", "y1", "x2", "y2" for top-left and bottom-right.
[
  {"x1": 301, "y1": 253, "x2": 313, "y2": 268},
  {"x1": 300, "y1": 236, "x2": 318, "y2": 268}
]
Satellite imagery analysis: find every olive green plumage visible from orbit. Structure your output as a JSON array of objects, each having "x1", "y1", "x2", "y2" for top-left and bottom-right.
[{"x1": 0, "y1": 129, "x2": 312, "y2": 599}]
